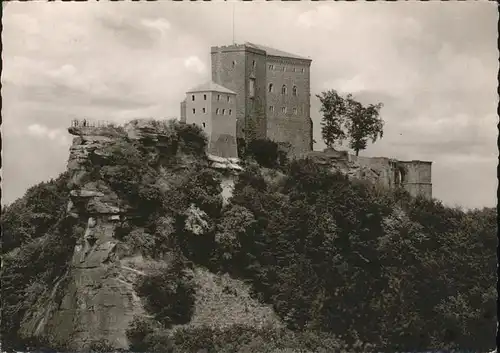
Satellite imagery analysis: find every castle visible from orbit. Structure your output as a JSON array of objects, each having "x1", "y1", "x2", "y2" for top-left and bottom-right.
[{"x1": 181, "y1": 42, "x2": 313, "y2": 158}]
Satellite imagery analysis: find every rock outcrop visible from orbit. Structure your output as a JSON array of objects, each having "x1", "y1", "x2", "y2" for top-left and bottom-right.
[{"x1": 19, "y1": 119, "x2": 245, "y2": 351}]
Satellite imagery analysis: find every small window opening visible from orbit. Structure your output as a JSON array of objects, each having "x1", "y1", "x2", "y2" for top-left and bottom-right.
[
  {"x1": 222, "y1": 109, "x2": 226, "y2": 115},
  {"x1": 203, "y1": 94, "x2": 207, "y2": 100},
  {"x1": 192, "y1": 108, "x2": 196, "y2": 114},
  {"x1": 281, "y1": 107, "x2": 286, "y2": 113},
  {"x1": 191, "y1": 95, "x2": 195, "y2": 101},
  {"x1": 202, "y1": 108, "x2": 206, "y2": 113},
  {"x1": 216, "y1": 108, "x2": 220, "y2": 114},
  {"x1": 268, "y1": 83, "x2": 273, "y2": 93},
  {"x1": 252, "y1": 60, "x2": 256, "y2": 68},
  {"x1": 229, "y1": 109, "x2": 232, "y2": 115},
  {"x1": 281, "y1": 85, "x2": 287, "y2": 95},
  {"x1": 269, "y1": 105, "x2": 274, "y2": 112},
  {"x1": 249, "y1": 78, "x2": 255, "y2": 98},
  {"x1": 227, "y1": 96, "x2": 231, "y2": 102},
  {"x1": 202, "y1": 122, "x2": 206, "y2": 128},
  {"x1": 232, "y1": 61, "x2": 236, "y2": 68},
  {"x1": 217, "y1": 94, "x2": 221, "y2": 101},
  {"x1": 293, "y1": 108, "x2": 297, "y2": 115},
  {"x1": 293, "y1": 86, "x2": 298, "y2": 96}
]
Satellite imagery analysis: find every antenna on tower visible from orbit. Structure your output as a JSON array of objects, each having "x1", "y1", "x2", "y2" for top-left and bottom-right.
[{"x1": 232, "y1": 1, "x2": 235, "y2": 44}]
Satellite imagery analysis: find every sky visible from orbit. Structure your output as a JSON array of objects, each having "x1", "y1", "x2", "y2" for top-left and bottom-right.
[{"x1": 2, "y1": 1, "x2": 498, "y2": 209}]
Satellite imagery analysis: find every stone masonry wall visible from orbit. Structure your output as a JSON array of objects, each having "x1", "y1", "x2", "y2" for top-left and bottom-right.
[
  {"x1": 210, "y1": 92, "x2": 238, "y2": 158},
  {"x1": 265, "y1": 56, "x2": 312, "y2": 156},
  {"x1": 211, "y1": 45, "x2": 267, "y2": 142}
]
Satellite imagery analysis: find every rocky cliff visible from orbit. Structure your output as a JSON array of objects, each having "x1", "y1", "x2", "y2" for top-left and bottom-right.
[{"x1": 18, "y1": 119, "x2": 276, "y2": 351}]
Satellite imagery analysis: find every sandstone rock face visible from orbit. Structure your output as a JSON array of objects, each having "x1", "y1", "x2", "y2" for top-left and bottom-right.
[{"x1": 20, "y1": 120, "x2": 246, "y2": 351}]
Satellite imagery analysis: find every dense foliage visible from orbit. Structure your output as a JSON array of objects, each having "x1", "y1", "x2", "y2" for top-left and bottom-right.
[
  {"x1": 317, "y1": 90, "x2": 384, "y2": 155},
  {"x1": 1, "y1": 119, "x2": 496, "y2": 352},
  {"x1": 1, "y1": 172, "x2": 70, "y2": 253},
  {"x1": 208, "y1": 159, "x2": 496, "y2": 351},
  {"x1": 127, "y1": 324, "x2": 372, "y2": 353}
]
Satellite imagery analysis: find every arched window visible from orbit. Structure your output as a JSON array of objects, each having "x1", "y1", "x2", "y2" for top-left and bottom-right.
[
  {"x1": 281, "y1": 85, "x2": 287, "y2": 95},
  {"x1": 222, "y1": 109, "x2": 226, "y2": 115},
  {"x1": 216, "y1": 108, "x2": 220, "y2": 115},
  {"x1": 268, "y1": 83, "x2": 274, "y2": 93},
  {"x1": 292, "y1": 86, "x2": 297, "y2": 96}
]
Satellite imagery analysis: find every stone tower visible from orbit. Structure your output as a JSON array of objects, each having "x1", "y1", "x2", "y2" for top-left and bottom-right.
[
  {"x1": 211, "y1": 44, "x2": 268, "y2": 142},
  {"x1": 210, "y1": 43, "x2": 313, "y2": 156},
  {"x1": 182, "y1": 81, "x2": 238, "y2": 158}
]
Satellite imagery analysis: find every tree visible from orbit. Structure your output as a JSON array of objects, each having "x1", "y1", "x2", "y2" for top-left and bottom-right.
[{"x1": 317, "y1": 90, "x2": 384, "y2": 155}]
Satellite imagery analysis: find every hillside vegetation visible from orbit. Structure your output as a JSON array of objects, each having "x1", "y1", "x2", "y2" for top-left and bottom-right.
[{"x1": 1, "y1": 120, "x2": 496, "y2": 352}]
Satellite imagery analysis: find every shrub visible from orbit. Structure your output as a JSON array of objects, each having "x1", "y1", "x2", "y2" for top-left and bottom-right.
[
  {"x1": 134, "y1": 261, "x2": 196, "y2": 327},
  {"x1": 245, "y1": 139, "x2": 279, "y2": 168}
]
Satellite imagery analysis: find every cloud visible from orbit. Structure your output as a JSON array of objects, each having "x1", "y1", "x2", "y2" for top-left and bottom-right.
[
  {"x1": 184, "y1": 56, "x2": 206, "y2": 74},
  {"x1": 26, "y1": 124, "x2": 70, "y2": 146},
  {"x1": 1, "y1": 1, "x2": 497, "y2": 209}
]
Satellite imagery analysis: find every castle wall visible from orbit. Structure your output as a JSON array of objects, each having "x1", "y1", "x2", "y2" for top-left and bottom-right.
[
  {"x1": 210, "y1": 92, "x2": 238, "y2": 158},
  {"x1": 400, "y1": 161, "x2": 432, "y2": 199},
  {"x1": 184, "y1": 91, "x2": 213, "y2": 141},
  {"x1": 265, "y1": 56, "x2": 312, "y2": 156},
  {"x1": 211, "y1": 45, "x2": 267, "y2": 142},
  {"x1": 180, "y1": 100, "x2": 187, "y2": 123},
  {"x1": 349, "y1": 155, "x2": 432, "y2": 199}
]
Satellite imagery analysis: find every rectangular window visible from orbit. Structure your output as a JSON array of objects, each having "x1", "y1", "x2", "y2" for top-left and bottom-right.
[
  {"x1": 222, "y1": 109, "x2": 226, "y2": 115},
  {"x1": 191, "y1": 95, "x2": 195, "y2": 101},
  {"x1": 216, "y1": 108, "x2": 219, "y2": 114},
  {"x1": 249, "y1": 78, "x2": 255, "y2": 98},
  {"x1": 269, "y1": 105, "x2": 274, "y2": 112},
  {"x1": 229, "y1": 109, "x2": 232, "y2": 115},
  {"x1": 192, "y1": 108, "x2": 196, "y2": 114},
  {"x1": 202, "y1": 122, "x2": 206, "y2": 128},
  {"x1": 281, "y1": 107, "x2": 286, "y2": 113},
  {"x1": 217, "y1": 94, "x2": 221, "y2": 101},
  {"x1": 203, "y1": 108, "x2": 206, "y2": 113},
  {"x1": 204, "y1": 94, "x2": 207, "y2": 101},
  {"x1": 227, "y1": 96, "x2": 231, "y2": 103}
]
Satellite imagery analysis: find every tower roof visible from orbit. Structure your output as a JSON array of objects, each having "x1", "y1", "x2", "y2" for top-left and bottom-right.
[
  {"x1": 186, "y1": 81, "x2": 236, "y2": 94},
  {"x1": 245, "y1": 42, "x2": 311, "y2": 61}
]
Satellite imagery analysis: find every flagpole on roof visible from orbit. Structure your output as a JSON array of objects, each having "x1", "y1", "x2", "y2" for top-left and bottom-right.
[{"x1": 232, "y1": 1, "x2": 235, "y2": 45}]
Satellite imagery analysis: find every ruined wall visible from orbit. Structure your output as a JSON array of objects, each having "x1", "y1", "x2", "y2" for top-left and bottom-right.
[
  {"x1": 400, "y1": 161, "x2": 432, "y2": 199},
  {"x1": 265, "y1": 56, "x2": 312, "y2": 155},
  {"x1": 308, "y1": 150, "x2": 432, "y2": 199}
]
